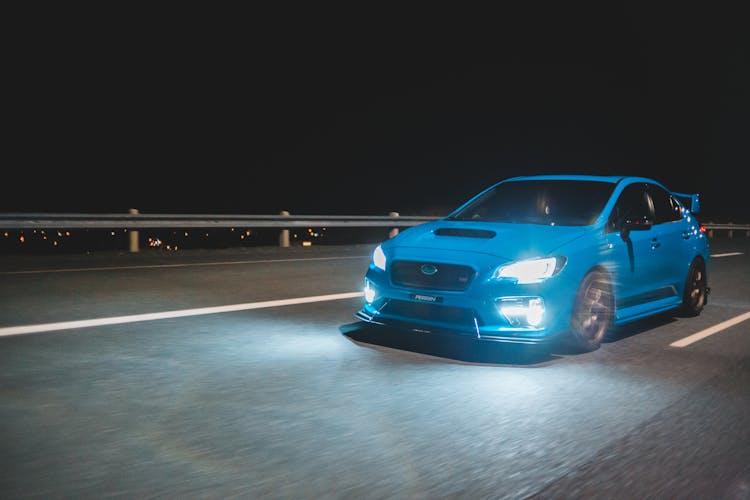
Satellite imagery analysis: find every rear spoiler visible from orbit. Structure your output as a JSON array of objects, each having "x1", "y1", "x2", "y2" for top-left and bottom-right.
[{"x1": 672, "y1": 192, "x2": 700, "y2": 213}]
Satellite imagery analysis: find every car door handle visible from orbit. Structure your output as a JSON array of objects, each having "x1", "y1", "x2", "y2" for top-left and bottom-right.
[
  {"x1": 651, "y1": 238, "x2": 661, "y2": 249},
  {"x1": 681, "y1": 231, "x2": 691, "y2": 239}
]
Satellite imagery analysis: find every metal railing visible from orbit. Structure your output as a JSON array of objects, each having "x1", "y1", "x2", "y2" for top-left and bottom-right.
[
  {"x1": 703, "y1": 223, "x2": 750, "y2": 239},
  {"x1": 0, "y1": 211, "x2": 438, "y2": 229},
  {"x1": 1, "y1": 212, "x2": 748, "y2": 251},
  {"x1": 0, "y1": 210, "x2": 440, "y2": 251}
]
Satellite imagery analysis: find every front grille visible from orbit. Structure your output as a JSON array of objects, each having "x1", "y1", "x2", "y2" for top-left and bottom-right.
[
  {"x1": 391, "y1": 260, "x2": 476, "y2": 291},
  {"x1": 382, "y1": 299, "x2": 478, "y2": 326}
]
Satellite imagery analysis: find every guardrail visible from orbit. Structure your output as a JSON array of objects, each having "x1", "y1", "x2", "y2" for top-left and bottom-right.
[
  {"x1": 0, "y1": 210, "x2": 440, "y2": 252},
  {"x1": 0, "y1": 211, "x2": 438, "y2": 229},
  {"x1": 0, "y1": 212, "x2": 748, "y2": 252},
  {"x1": 703, "y1": 223, "x2": 750, "y2": 239}
]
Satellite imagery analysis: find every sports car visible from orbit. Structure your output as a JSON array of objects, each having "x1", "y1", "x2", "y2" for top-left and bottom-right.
[{"x1": 355, "y1": 175, "x2": 710, "y2": 351}]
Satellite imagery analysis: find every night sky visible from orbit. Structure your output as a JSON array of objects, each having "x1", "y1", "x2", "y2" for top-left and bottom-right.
[{"x1": 7, "y1": 5, "x2": 749, "y2": 222}]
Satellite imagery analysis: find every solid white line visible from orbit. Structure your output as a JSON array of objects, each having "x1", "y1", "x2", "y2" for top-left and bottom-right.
[
  {"x1": 0, "y1": 292, "x2": 364, "y2": 337},
  {"x1": 670, "y1": 311, "x2": 750, "y2": 347},
  {"x1": 0, "y1": 255, "x2": 370, "y2": 275},
  {"x1": 711, "y1": 252, "x2": 744, "y2": 258}
]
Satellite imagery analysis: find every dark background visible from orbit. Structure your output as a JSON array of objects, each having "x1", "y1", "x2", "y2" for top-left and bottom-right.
[{"x1": 6, "y1": 5, "x2": 749, "y2": 221}]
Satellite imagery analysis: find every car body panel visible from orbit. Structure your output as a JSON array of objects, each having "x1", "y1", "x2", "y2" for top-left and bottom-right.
[{"x1": 355, "y1": 175, "x2": 710, "y2": 349}]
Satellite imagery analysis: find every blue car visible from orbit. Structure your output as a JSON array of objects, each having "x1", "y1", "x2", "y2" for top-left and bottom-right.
[{"x1": 356, "y1": 175, "x2": 710, "y2": 351}]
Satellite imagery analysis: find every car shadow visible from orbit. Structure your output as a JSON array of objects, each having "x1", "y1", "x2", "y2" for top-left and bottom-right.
[
  {"x1": 339, "y1": 321, "x2": 564, "y2": 366},
  {"x1": 604, "y1": 310, "x2": 680, "y2": 344}
]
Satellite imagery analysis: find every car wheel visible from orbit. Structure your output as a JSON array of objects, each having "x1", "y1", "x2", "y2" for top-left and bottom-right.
[
  {"x1": 680, "y1": 259, "x2": 707, "y2": 317},
  {"x1": 569, "y1": 270, "x2": 614, "y2": 352}
]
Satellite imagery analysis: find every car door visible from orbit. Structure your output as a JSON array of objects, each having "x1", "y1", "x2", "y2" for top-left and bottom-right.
[
  {"x1": 645, "y1": 183, "x2": 691, "y2": 301},
  {"x1": 603, "y1": 182, "x2": 664, "y2": 320}
]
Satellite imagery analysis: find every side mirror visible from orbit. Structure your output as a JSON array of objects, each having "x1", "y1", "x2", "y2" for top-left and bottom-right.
[{"x1": 621, "y1": 216, "x2": 652, "y2": 241}]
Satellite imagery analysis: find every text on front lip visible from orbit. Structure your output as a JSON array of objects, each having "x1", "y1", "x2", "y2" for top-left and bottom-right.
[{"x1": 413, "y1": 294, "x2": 439, "y2": 302}]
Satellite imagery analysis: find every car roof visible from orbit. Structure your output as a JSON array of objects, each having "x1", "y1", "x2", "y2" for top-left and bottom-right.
[
  {"x1": 503, "y1": 174, "x2": 621, "y2": 183},
  {"x1": 500, "y1": 174, "x2": 660, "y2": 185}
]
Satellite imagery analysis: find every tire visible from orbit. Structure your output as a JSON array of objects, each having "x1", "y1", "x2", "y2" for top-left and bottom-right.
[
  {"x1": 680, "y1": 259, "x2": 707, "y2": 317},
  {"x1": 569, "y1": 270, "x2": 614, "y2": 352}
]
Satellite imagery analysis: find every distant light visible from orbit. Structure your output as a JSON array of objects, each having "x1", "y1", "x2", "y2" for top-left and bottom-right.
[
  {"x1": 302, "y1": 241, "x2": 312, "y2": 247},
  {"x1": 19, "y1": 235, "x2": 25, "y2": 243}
]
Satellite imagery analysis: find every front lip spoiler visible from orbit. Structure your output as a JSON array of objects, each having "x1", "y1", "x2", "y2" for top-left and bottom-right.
[{"x1": 354, "y1": 310, "x2": 551, "y2": 345}]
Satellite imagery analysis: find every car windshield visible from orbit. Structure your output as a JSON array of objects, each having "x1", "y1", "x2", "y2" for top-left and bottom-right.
[{"x1": 448, "y1": 179, "x2": 616, "y2": 226}]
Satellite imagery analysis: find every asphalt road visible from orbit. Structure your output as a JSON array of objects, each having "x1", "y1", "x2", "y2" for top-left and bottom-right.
[{"x1": 1, "y1": 239, "x2": 749, "y2": 499}]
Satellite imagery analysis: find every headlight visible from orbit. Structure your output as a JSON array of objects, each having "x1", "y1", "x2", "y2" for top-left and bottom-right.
[
  {"x1": 372, "y1": 244, "x2": 386, "y2": 271},
  {"x1": 492, "y1": 256, "x2": 565, "y2": 284}
]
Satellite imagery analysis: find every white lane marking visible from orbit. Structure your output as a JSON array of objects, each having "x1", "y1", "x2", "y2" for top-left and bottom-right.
[
  {"x1": 0, "y1": 255, "x2": 370, "y2": 275},
  {"x1": 711, "y1": 252, "x2": 744, "y2": 258},
  {"x1": 670, "y1": 311, "x2": 750, "y2": 347},
  {"x1": 0, "y1": 292, "x2": 364, "y2": 337}
]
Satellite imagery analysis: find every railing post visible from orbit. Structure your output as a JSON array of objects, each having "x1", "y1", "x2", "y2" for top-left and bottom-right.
[
  {"x1": 389, "y1": 212, "x2": 400, "y2": 238},
  {"x1": 129, "y1": 208, "x2": 139, "y2": 253},
  {"x1": 728, "y1": 222, "x2": 733, "y2": 239},
  {"x1": 279, "y1": 210, "x2": 290, "y2": 247}
]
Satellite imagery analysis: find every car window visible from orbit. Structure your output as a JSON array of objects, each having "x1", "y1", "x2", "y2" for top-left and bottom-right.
[
  {"x1": 607, "y1": 183, "x2": 652, "y2": 231},
  {"x1": 448, "y1": 180, "x2": 615, "y2": 226},
  {"x1": 648, "y1": 184, "x2": 683, "y2": 224}
]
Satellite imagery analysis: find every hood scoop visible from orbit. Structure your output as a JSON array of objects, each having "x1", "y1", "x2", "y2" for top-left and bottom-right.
[{"x1": 433, "y1": 227, "x2": 496, "y2": 239}]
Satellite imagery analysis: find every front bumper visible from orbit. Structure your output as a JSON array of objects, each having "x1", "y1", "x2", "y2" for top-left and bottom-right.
[
  {"x1": 355, "y1": 305, "x2": 554, "y2": 344},
  {"x1": 356, "y1": 279, "x2": 569, "y2": 344}
]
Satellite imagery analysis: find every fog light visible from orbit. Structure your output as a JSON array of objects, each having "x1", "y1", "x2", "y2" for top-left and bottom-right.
[
  {"x1": 364, "y1": 280, "x2": 376, "y2": 303},
  {"x1": 526, "y1": 297, "x2": 544, "y2": 326},
  {"x1": 497, "y1": 297, "x2": 545, "y2": 327}
]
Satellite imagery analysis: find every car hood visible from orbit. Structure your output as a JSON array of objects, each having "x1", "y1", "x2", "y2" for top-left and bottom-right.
[{"x1": 390, "y1": 220, "x2": 590, "y2": 261}]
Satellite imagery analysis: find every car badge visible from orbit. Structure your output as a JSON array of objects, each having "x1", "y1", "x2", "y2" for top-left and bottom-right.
[{"x1": 420, "y1": 264, "x2": 438, "y2": 276}]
